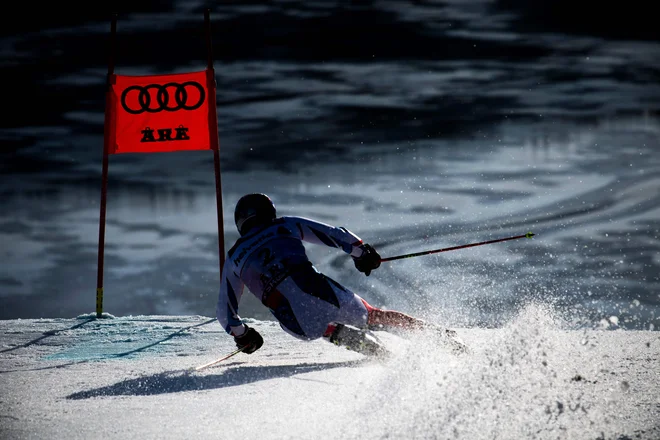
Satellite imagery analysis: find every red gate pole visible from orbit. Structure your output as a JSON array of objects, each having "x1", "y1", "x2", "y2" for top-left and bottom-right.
[
  {"x1": 204, "y1": 9, "x2": 226, "y2": 272},
  {"x1": 96, "y1": 14, "x2": 118, "y2": 318}
]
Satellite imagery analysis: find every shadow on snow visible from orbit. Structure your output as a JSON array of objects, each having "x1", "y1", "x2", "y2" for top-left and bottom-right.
[{"x1": 66, "y1": 359, "x2": 367, "y2": 399}]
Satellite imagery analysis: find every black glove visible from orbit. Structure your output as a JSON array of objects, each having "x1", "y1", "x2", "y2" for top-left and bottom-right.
[
  {"x1": 234, "y1": 324, "x2": 263, "y2": 354},
  {"x1": 353, "y1": 243, "x2": 381, "y2": 276}
]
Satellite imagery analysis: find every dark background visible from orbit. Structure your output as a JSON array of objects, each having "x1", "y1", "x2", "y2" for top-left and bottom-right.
[{"x1": 1, "y1": 1, "x2": 659, "y2": 328}]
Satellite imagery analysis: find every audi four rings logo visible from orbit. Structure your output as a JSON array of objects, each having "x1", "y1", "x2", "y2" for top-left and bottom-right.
[{"x1": 120, "y1": 81, "x2": 206, "y2": 114}]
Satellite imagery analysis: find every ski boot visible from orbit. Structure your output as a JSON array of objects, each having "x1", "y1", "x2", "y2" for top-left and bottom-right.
[{"x1": 324, "y1": 323, "x2": 390, "y2": 358}]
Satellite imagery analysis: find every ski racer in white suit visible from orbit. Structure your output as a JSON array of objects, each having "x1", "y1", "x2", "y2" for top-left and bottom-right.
[{"x1": 217, "y1": 193, "x2": 442, "y2": 355}]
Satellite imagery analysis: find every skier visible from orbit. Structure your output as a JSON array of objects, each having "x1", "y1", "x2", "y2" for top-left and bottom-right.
[{"x1": 216, "y1": 193, "x2": 463, "y2": 356}]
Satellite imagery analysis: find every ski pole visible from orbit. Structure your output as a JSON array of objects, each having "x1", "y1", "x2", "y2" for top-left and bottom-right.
[
  {"x1": 193, "y1": 346, "x2": 246, "y2": 371},
  {"x1": 380, "y1": 232, "x2": 535, "y2": 262}
]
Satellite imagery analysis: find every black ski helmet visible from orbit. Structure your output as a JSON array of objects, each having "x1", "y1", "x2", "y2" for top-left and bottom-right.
[{"x1": 234, "y1": 193, "x2": 276, "y2": 235}]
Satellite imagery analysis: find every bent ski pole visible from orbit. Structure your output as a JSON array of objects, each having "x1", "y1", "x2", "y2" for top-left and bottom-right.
[
  {"x1": 193, "y1": 346, "x2": 246, "y2": 371},
  {"x1": 380, "y1": 232, "x2": 535, "y2": 262}
]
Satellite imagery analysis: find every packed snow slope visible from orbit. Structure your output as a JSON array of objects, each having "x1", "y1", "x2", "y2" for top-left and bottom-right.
[{"x1": 1, "y1": 306, "x2": 658, "y2": 440}]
